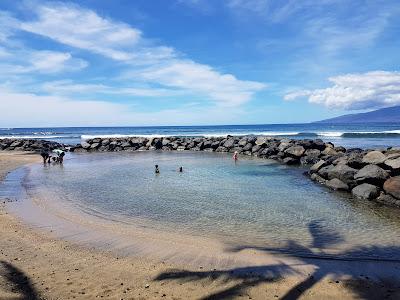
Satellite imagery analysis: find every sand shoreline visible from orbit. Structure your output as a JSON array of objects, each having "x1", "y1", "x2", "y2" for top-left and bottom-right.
[{"x1": 1, "y1": 152, "x2": 400, "y2": 299}]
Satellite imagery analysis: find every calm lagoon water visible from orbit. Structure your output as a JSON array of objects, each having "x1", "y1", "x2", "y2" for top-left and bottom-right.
[{"x1": 21, "y1": 151, "x2": 400, "y2": 258}]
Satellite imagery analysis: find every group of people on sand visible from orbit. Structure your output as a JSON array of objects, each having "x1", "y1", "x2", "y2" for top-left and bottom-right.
[
  {"x1": 154, "y1": 152, "x2": 238, "y2": 174},
  {"x1": 40, "y1": 148, "x2": 65, "y2": 164}
]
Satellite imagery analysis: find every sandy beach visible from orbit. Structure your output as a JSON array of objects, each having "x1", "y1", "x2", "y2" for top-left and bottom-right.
[{"x1": 1, "y1": 151, "x2": 400, "y2": 300}]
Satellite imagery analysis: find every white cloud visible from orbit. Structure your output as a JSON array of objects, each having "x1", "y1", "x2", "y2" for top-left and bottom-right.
[
  {"x1": 40, "y1": 80, "x2": 182, "y2": 97},
  {"x1": 0, "y1": 89, "x2": 246, "y2": 127},
  {"x1": 10, "y1": 2, "x2": 264, "y2": 106},
  {"x1": 284, "y1": 71, "x2": 400, "y2": 110},
  {"x1": 28, "y1": 51, "x2": 88, "y2": 73},
  {"x1": 133, "y1": 60, "x2": 266, "y2": 106},
  {"x1": 0, "y1": 49, "x2": 88, "y2": 74},
  {"x1": 20, "y1": 3, "x2": 142, "y2": 61}
]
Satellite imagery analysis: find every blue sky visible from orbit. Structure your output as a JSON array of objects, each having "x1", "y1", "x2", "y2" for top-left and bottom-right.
[{"x1": 0, "y1": 0, "x2": 399, "y2": 127}]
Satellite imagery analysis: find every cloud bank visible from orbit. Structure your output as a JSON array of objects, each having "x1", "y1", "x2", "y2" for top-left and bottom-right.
[
  {"x1": 285, "y1": 71, "x2": 400, "y2": 110},
  {"x1": 2, "y1": 2, "x2": 264, "y2": 106}
]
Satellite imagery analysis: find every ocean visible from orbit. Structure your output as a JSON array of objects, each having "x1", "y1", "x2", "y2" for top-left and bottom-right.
[{"x1": 1, "y1": 122, "x2": 400, "y2": 149}]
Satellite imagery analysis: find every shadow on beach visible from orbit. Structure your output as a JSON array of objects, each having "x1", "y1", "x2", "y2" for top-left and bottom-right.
[
  {"x1": 154, "y1": 220, "x2": 400, "y2": 299},
  {"x1": 0, "y1": 260, "x2": 40, "y2": 300}
]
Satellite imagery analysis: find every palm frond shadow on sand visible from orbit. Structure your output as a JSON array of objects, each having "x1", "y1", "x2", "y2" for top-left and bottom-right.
[
  {"x1": 154, "y1": 220, "x2": 400, "y2": 300},
  {"x1": 0, "y1": 260, "x2": 39, "y2": 300}
]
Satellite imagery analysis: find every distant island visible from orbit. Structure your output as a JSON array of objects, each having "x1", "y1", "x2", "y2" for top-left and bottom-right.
[{"x1": 316, "y1": 106, "x2": 400, "y2": 123}]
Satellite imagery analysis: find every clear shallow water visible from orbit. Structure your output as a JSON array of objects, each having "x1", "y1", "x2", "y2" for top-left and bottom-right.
[
  {"x1": 1, "y1": 123, "x2": 400, "y2": 148},
  {"x1": 22, "y1": 151, "x2": 400, "y2": 258}
]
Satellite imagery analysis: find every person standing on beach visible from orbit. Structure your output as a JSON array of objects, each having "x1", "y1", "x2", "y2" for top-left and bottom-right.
[{"x1": 155, "y1": 164, "x2": 160, "y2": 174}]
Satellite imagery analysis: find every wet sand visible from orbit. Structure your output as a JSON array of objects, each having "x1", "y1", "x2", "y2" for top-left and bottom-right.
[{"x1": 1, "y1": 151, "x2": 400, "y2": 299}]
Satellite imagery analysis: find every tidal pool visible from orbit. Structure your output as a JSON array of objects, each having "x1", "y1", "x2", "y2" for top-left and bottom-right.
[{"x1": 13, "y1": 151, "x2": 400, "y2": 259}]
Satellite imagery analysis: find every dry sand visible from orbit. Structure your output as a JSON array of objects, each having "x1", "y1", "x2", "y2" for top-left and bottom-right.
[{"x1": 1, "y1": 151, "x2": 400, "y2": 300}]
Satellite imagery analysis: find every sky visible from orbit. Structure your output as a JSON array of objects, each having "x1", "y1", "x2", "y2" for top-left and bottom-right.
[{"x1": 0, "y1": 0, "x2": 399, "y2": 127}]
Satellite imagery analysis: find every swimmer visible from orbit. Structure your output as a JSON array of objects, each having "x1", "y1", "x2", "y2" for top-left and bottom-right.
[{"x1": 155, "y1": 164, "x2": 160, "y2": 174}]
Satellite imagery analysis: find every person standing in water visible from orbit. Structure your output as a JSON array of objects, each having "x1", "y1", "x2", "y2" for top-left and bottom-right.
[
  {"x1": 233, "y1": 151, "x2": 238, "y2": 161},
  {"x1": 155, "y1": 164, "x2": 160, "y2": 174},
  {"x1": 178, "y1": 166, "x2": 183, "y2": 172},
  {"x1": 52, "y1": 149, "x2": 65, "y2": 163},
  {"x1": 40, "y1": 148, "x2": 50, "y2": 164}
]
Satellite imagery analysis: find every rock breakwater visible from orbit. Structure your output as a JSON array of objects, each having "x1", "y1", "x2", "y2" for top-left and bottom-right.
[
  {"x1": 1, "y1": 135, "x2": 400, "y2": 208},
  {"x1": 0, "y1": 138, "x2": 68, "y2": 152}
]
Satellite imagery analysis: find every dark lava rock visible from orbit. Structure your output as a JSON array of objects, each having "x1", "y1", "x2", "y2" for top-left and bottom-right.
[
  {"x1": 310, "y1": 160, "x2": 327, "y2": 173},
  {"x1": 326, "y1": 178, "x2": 349, "y2": 191},
  {"x1": 283, "y1": 157, "x2": 299, "y2": 165},
  {"x1": 354, "y1": 165, "x2": 389, "y2": 185},
  {"x1": 327, "y1": 164, "x2": 357, "y2": 183},
  {"x1": 284, "y1": 145, "x2": 305, "y2": 158},
  {"x1": 310, "y1": 173, "x2": 326, "y2": 184},
  {"x1": 376, "y1": 192, "x2": 400, "y2": 207},
  {"x1": 223, "y1": 139, "x2": 235, "y2": 149},
  {"x1": 318, "y1": 164, "x2": 335, "y2": 179},
  {"x1": 300, "y1": 155, "x2": 320, "y2": 165},
  {"x1": 81, "y1": 142, "x2": 91, "y2": 149},
  {"x1": 352, "y1": 183, "x2": 380, "y2": 200}
]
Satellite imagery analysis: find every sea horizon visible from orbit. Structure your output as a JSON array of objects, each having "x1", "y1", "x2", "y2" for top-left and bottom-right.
[{"x1": 2, "y1": 122, "x2": 400, "y2": 149}]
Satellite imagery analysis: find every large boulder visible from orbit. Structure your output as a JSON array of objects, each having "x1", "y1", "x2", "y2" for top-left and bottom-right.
[
  {"x1": 351, "y1": 183, "x2": 379, "y2": 200},
  {"x1": 326, "y1": 178, "x2": 349, "y2": 191},
  {"x1": 346, "y1": 152, "x2": 365, "y2": 169},
  {"x1": 304, "y1": 149, "x2": 321, "y2": 158},
  {"x1": 310, "y1": 160, "x2": 327, "y2": 173},
  {"x1": 242, "y1": 143, "x2": 253, "y2": 151},
  {"x1": 255, "y1": 137, "x2": 268, "y2": 146},
  {"x1": 300, "y1": 155, "x2": 320, "y2": 165},
  {"x1": 251, "y1": 145, "x2": 262, "y2": 153},
  {"x1": 238, "y1": 138, "x2": 248, "y2": 147},
  {"x1": 321, "y1": 147, "x2": 338, "y2": 156},
  {"x1": 284, "y1": 145, "x2": 305, "y2": 158},
  {"x1": 310, "y1": 173, "x2": 326, "y2": 184},
  {"x1": 153, "y1": 139, "x2": 163, "y2": 149},
  {"x1": 354, "y1": 164, "x2": 389, "y2": 185},
  {"x1": 384, "y1": 157, "x2": 400, "y2": 170},
  {"x1": 312, "y1": 139, "x2": 326, "y2": 151},
  {"x1": 9, "y1": 140, "x2": 23, "y2": 148},
  {"x1": 283, "y1": 157, "x2": 299, "y2": 165},
  {"x1": 376, "y1": 192, "x2": 400, "y2": 207},
  {"x1": 383, "y1": 176, "x2": 400, "y2": 199},
  {"x1": 362, "y1": 151, "x2": 386, "y2": 165},
  {"x1": 318, "y1": 164, "x2": 335, "y2": 179},
  {"x1": 278, "y1": 142, "x2": 292, "y2": 152},
  {"x1": 90, "y1": 142, "x2": 100, "y2": 149},
  {"x1": 327, "y1": 164, "x2": 357, "y2": 183},
  {"x1": 332, "y1": 156, "x2": 349, "y2": 165},
  {"x1": 259, "y1": 147, "x2": 278, "y2": 157},
  {"x1": 81, "y1": 141, "x2": 91, "y2": 149},
  {"x1": 223, "y1": 139, "x2": 235, "y2": 149}
]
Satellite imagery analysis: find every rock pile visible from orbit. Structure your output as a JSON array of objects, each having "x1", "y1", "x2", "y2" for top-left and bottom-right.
[
  {"x1": 0, "y1": 138, "x2": 67, "y2": 152},
  {"x1": 2, "y1": 136, "x2": 400, "y2": 208},
  {"x1": 309, "y1": 148, "x2": 400, "y2": 207}
]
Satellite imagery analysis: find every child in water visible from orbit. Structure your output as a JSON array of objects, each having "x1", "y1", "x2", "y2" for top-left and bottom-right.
[
  {"x1": 233, "y1": 151, "x2": 238, "y2": 161},
  {"x1": 155, "y1": 164, "x2": 160, "y2": 174}
]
